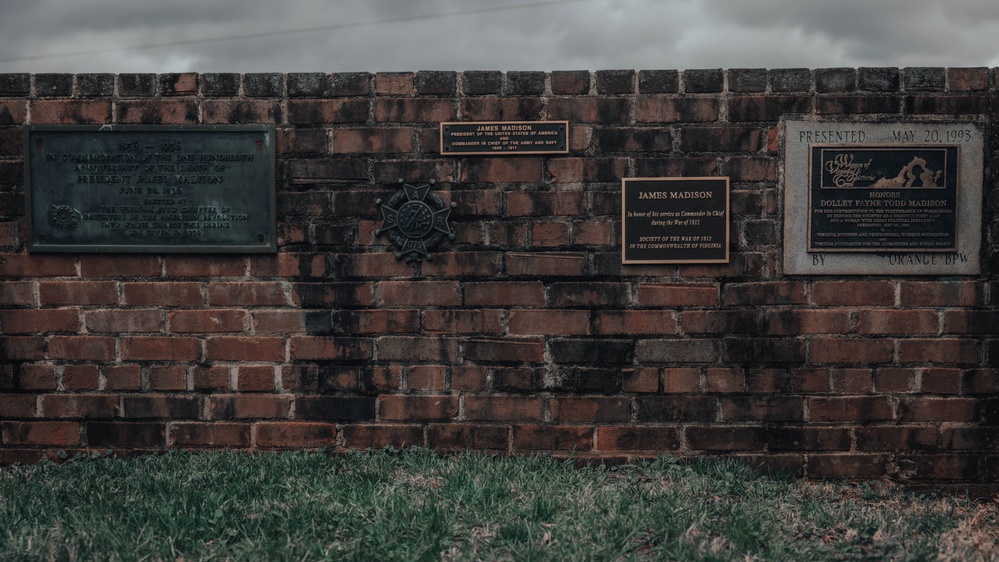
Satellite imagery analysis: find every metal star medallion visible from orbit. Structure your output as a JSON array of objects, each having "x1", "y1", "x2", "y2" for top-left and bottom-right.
[{"x1": 376, "y1": 180, "x2": 456, "y2": 264}]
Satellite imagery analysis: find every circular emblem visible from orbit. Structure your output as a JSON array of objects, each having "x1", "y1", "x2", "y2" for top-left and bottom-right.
[
  {"x1": 376, "y1": 180, "x2": 456, "y2": 263},
  {"x1": 49, "y1": 204, "x2": 81, "y2": 230}
]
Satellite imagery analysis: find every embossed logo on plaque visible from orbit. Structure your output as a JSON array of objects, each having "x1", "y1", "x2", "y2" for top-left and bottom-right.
[{"x1": 376, "y1": 180, "x2": 456, "y2": 263}]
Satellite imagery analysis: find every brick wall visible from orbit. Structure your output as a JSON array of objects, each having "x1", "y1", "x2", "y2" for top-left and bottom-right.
[{"x1": 0, "y1": 68, "x2": 996, "y2": 482}]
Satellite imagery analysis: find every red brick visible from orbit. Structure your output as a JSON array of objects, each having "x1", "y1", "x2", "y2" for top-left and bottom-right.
[
  {"x1": 332, "y1": 128, "x2": 413, "y2": 153},
  {"x1": 171, "y1": 423, "x2": 251, "y2": 447},
  {"x1": 116, "y1": 99, "x2": 198, "y2": 124},
  {"x1": 509, "y1": 310, "x2": 590, "y2": 336},
  {"x1": 0, "y1": 254, "x2": 76, "y2": 278},
  {"x1": 460, "y1": 158, "x2": 543, "y2": 183},
  {"x1": 808, "y1": 454, "x2": 889, "y2": 479},
  {"x1": 48, "y1": 336, "x2": 115, "y2": 361},
  {"x1": 635, "y1": 97, "x2": 719, "y2": 123},
  {"x1": 506, "y1": 253, "x2": 585, "y2": 276},
  {"x1": 513, "y1": 425, "x2": 593, "y2": 451},
  {"x1": 374, "y1": 72, "x2": 413, "y2": 94},
  {"x1": 530, "y1": 221, "x2": 570, "y2": 247},
  {"x1": 686, "y1": 426, "x2": 766, "y2": 451},
  {"x1": 856, "y1": 310, "x2": 939, "y2": 334},
  {"x1": 86, "y1": 422, "x2": 164, "y2": 448},
  {"x1": 0, "y1": 394, "x2": 37, "y2": 418},
  {"x1": 597, "y1": 426, "x2": 681, "y2": 451},
  {"x1": 206, "y1": 282, "x2": 286, "y2": 306},
  {"x1": 464, "y1": 282, "x2": 545, "y2": 307},
  {"x1": 237, "y1": 366, "x2": 276, "y2": 392},
  {"x1": 876, "y1": 368, "x2": 918, "y2": 393},
  {"x1": 15, "y1": 365, "x2": 54, "y2": 390},
  {"x1": 169, "y1": 310, "x2": 247, "y2": 333},
  {"x1": 192, "y1": 366, "x2": 229, "y2": 391},
  {"x1": 899, "y1": 281, "x2": 985, "y2": 306},
  {"x1": 767, "y1": 310, "x2": 853, "y2": 335},
  {"x1": 278, "y1": 127, "x2": 327, "y2": 153},
  {"x1": 663, "y1": 368, "x2": 702, "y2": 393},
  {"x1": 548, "y1": 97, "x2": 630, "y2": 124},
  {"x1": 897, "y1": 397, "x2": 977, "y2": 422},
  {"x1": 0, "y1": 100, "x2": 27, "y2": 124},
  {"x1": 406, "y1": 365, "x2": 447, "y2": 391},
  {"x1": 85, "y1": 309, "x2": 163, "y2": 333},
  {"x1": 592, "y1": 309, "x2": 678, "y2": 335},
  {"x1": 375, "y1": 98, "x2": 455, "y2": 122},
  {"x1": 148, "y1": 366, "x2": 187, "y2": 391},
  {"x1": 0, "y1": 281, "x2": 34, "y2": 306},
  {"x1": 250, "y1": 310, "x2": 307, "y2": 334},
  {"x1": 720, "y1": 396, "x2": 804, "y2": 421},
  {"x1": 724, "y1": 282, "x2": 806, "y2": 305},
  {"x1": 898, "y1": 454, "x2": 980, "y2": 481},
  {"x1": 123, "y1": 336, "x2": 200, "y2": 361},
  {"x1": 124, "y1": 282, "x2": 204, "y2": 306},
  {"x1": 286, "y1": 99, "x2": 369, "y2": 124},
  {"x1": 573, "y1": 220, "x2": 616, "y2": 245},
  {"x1": 684, "y1": 310, "x2": 761, "y2": 335},
  {"x1": 202, "y1": 100, "x2": 282, "y2": 124},
  {"x1": 706, "y1": 368, "x2": 746, "y2": 393},
  {"x1": 963, "y1": 369, "x2": 999, "y2": 394},
  {"x1": 637, "y1": 284, "x2": 719, "y2": 307},
  {"x1": 464, "y1": 396, "x2": 543, "y2": 421},
  {"x1": 378, "y1": 281, "x2": 460, "y2": 306},
  {"x1": 104, "y1": 365, "x2": 141, "y2": 391},
  {"x1": 163, "y1": 256, "x2": 245, "y2": 277},
  {"x1": 460, "y1": 97, "x2": 544, "y2": 120},
  {"x1": 898, "y1": 339, "x2": 981, "y2": 364},
  {"x1": 254, "y1": 422, "x2": 336, "y2": 448},
  {"x1": 450, "y1": 366, "x2": 488, "y2": 392},
  {"x1": 380, "y1": 395, "x2": 458, "y2": 421},
  {"x1": 622, "y1": 368, "x2": 659, "y2": 393},
  {"x1": 809, "y1": 339, "x2": 894, "y2": 364},
  {"x1": 816, "y1": 95, "x2": 899, "y2": 115},
  {"x1": 809, "y1": 397, "x2": 893, "y2": 421},
  {"x1": 811, "y1": 281, "x2": 895, "y2": 306},
  {"x1": 349, "y1": 310, "x2": 419, "y2": 334},
  {"x1": 830, "y1": 368, "x2": 874, "y2": 394},
  {"x1": 420, "y1": 252, "x2": 504, "y2": 277},
  {"x1": 31, "y1": 100, "x2": 110, "y2": 124},
  {"x1": 550, "y1": 397, "x2": 630, "y2": 422},
  {"x1": 342, "y1": 424, "x2": 422, "y2": 449},
  {"x1": 292, "y1": 282, "x2": 375, "y2": 308},
  {"x1": 39, "y1": 281, "x2": 117, "y2": 305},
  {"x1": 1, "y1": 309, "x2": 79, "y2": 333},
  {"x1": 209, "y1": 395, "x2": 291, "y2": 419},
  {"x1": 1, "y1": 421, "x2": 80, "y2": 446},
  {"x1": 464, "y1": 339, "x2": 544, "y2": 364},
  {"x1": 427, "y1": 424, "x2": 508, "y2": 451},
  {"x1": 947, "y1": 67, "x2": 989, "y2": 91},
  {"x1": 3, "y1": 338, "x2": 46, "y2": 361},
  {"x1": 61, "y1": 365, "x2": 100, "y2": 390},
  {"x1": 423, "y1": 309, "x2": 504, "y2": 335},
  {"x1": 506, "y1": 191, "x2": 585, "y2": 216},
  {"x1": 680, "y1": 127, "x2": 761, "y2": 152},
  {"x1": 289, "y1": 337, "x2": 373, "y2": 361},
  {"x1": 79, "y1": 255, "x2": 161, "y2": 278},
  {"x1": 376, "y1": 336, "x2": 458, "y2": 362},
  {"x1": 206, "y1": 337, "x2": 285, "y2": 361},
  {"x1": 855, "y1": 427, "x2": 938, "y2": 451},
  {"x1": 942, "y1": 311, "x2": 999, "y2": 334},
  {"x1": 40, "y1": 395, "x2": 118, "y2": 418}
]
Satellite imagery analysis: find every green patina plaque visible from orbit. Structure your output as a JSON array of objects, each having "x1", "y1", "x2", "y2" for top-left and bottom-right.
[{"x1": 25, "y1": 125, "x2": 276, "y2": 253}]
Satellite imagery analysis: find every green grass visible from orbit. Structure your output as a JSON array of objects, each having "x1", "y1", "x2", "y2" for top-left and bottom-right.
[{"x1": 0, "y1": 449, "x2": 996, "y2": 561}]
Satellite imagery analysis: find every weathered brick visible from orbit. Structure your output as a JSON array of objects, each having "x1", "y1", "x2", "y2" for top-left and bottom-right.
[
  {"x1": 427, "y1": 424, "x2": 508, "y2": 451},
  {"x1": 1, "y1": 309, "x2": 79, "y2": 334},
  {"x1": 171, "y1": 423, "x2": 251, "y2": 448},
  {"x1": 462, "y1": 71, "x2": 502, "y2": 95},
  {"x1": 123, "y1": 336, "x2": 200, "y2": 361},
  {"x1": 116, "y1": 100, "x2": 198, "y2": 124},
  {"x1": 380, "y1": 395, "x2": 458, "y2": 421},
  {"x1": 2, "y1": 421, "x2": 80, "y2": 446},
  {"x1": 206, "y1": 337, "x2": 285, "y2": 362},
  {"x1": 87, "y1": 422, "x2": 164, "y2": 448},
  {"x1": 342, "y1": 424, "x2": 422, "y2": 449},
  {"x1": 296, "y1": 396, "x2": 375, "y2": 422},
  {"x1": 254, "y1": 422, "x2": 335, "y2": 448},
  {"x1": 85, "y1": 309, "x2": 162, "y2": 333},
  {"x1": 48, "y1": 336, "x2": 115, "y2": 361},
  {"x1": 551, "y1": 396, "x2": 630, "y2": 422},
  {"x1": 286, "y1": 99, "x2": 369, "y2": 124},
  {"x1": 513, "y1": 425, "x2": 593, "y2": 451},
  {"x1": 202, "y1": 100, "x2": 282, "y2": 124},
  {"x1": 635, "y1": 98, "x2": 719, "y2": 123},
  {"x1": 809, "y1": 397, "x2": 893, "y2": 422},
  {"x1": 686, "y1": 426, "x2": 765, "y2": 451},
  {"x1": 209, "y1": 395, "x2": 291, "y2": 420}
]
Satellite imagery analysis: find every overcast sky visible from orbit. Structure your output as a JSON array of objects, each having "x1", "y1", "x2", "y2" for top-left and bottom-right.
[{"x1": 4, "y1": 0, "x2": 999, "y2": 73}]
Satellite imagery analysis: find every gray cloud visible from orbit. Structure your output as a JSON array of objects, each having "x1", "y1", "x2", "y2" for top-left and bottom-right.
[{"x1": 3, "y1": 0, "x2": 999, "y2": 72}]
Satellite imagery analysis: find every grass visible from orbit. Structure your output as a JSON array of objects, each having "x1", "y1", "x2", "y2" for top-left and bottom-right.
[{"x1": 0, "y1": 449, "x2": 996, "y2": 561}]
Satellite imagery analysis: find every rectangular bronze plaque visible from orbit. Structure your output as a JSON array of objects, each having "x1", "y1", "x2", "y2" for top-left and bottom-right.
[
  {"x1": 622, "y1": 177, "x2": 729, "y2": 264},
  {"x1": 808, "y1": 145, "x2": 958, "y2": 252},
  {"x1": 25, "y1": 125, "x2": 276, "y2": 253},
  {"x1": 440, "y1": 121, "x2": 568, "y2": 155}
]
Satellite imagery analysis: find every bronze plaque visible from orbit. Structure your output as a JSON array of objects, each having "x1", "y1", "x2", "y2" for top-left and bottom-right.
[
  {"x1": 440, "y1": 121, "x2": 568, "y2": 155},
  {"x1": 809, "y1": 145, "x2": 958, "y2": 252},
  {"x1": 622, "y1": 177, "x2": 729, "y2": 264},
  {"x1": 25, "y1": 125, "x2": 276, "y2": 253}
]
